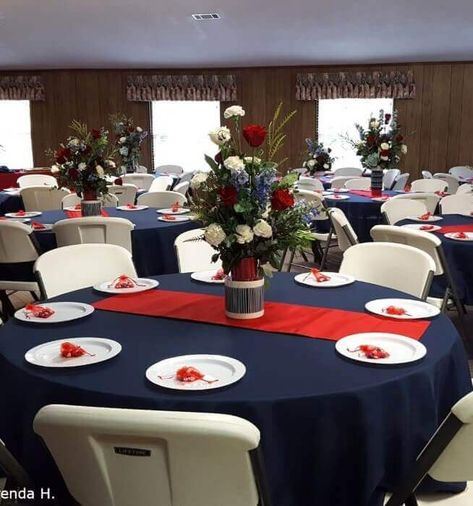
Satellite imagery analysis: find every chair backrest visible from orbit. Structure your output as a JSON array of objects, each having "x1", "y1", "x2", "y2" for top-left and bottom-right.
[
  {"x1": 330, "y1": 176, "x2": 357, "y2": 189},
  {"x1": 175, "y1": 228, "x2": 222, "y2": 273},
  {"x1": 340, "y1": 242, "x2": 435, "y2": 298},
  {"x1": 391, "y1": 173, "x2": 410, "y2": 191},
  {"x1": 421, "y1": 170, "x2": 433, "y2": 179},
  {"x1": 383, "y1": 169, "x2": 400, "y2": 190},
  {"x1": 20, "y1": 187, "x2": 70, "y2": 212},
  {"x1": 456, "y1": 183, "x2": 473, "y2": 195},
  {"x1": 61, "y1": 193, "x2": 81, "y2": 209},
  {"x1": 344, "y1": 178, "x2": 371, "y2": 190},
  {"x1": 328, "y1": 207, "x2": 358, "y2": 251},
  {"x1": 53, "y1": 217, "x2": 134, "y2": 252},
  {"x1": 296, "y1": 176, "x2": 324, "y2": 192},
  {"x1": 33, "y1": 404, "x2": 262, "y2": 506},
  {"x1": 333, "y1": 167, "x2": 362, "y2": 177},
  {"x1": 17, "y1": 174, "x2": 57, "y2": 188},
  {"x1": 137, "y1": 165, "x2": 148, "y2": 173},
  {"x1": 107, "y1": 184, "x2": 138, "y2": 206},
  {"x1": 174, "y1": 181, "x2": 190, "y2": 196},
  {"x1": 34, "y1": 244, "x2": 137, "y2": 298},
  {"x1": 370, "y1": 225, "x2": 443, "y2": 275},
  {"x1": 439, "y1": 194, "x2": 473, "y2": 215},
  {"x1": 178, "y1": 171, "x2": 195, "y2": 184},
  {"x1": 0, "y1": 221, "x2": 39, "y2": 263},
  {"x1": 102, "y1": 193, "x2": 120, "y2": 207},
  {"x1": 410, "y1": 179, "x2": 448, "y2": 193},
  {"x1": 294, "y1": 190, "x2": 327, "y2": 220},
  {"x1": 433, "y1": 173, "x2": 459, "y2": 193},
  {"x1": 449, "y1": 166, "x2": 473, "y2": 180},
  {"x1": 137, "y1": 191, "x2": 187, "y2": 208},
  {"x1": 380, "y1": 199, "x2": 427, "y2": 225},
  {"x1": 149, "y1": 175, "x2": 174, "y2": 192},
  {"x1": 390, "y1": 192, "x2": 440, "y2": 213},
  {"x1": 155, "y1": 164, "x2": 184, "y2": 175},
  {"x1": 122, "y1": 174, "x2": 155, "y2": 191}
]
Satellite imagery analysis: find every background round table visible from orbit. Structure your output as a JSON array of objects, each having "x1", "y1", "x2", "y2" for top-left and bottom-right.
[
  {"x1": 0, "y1": 273, "x2": 470, "y2": 506},
  {"x1": 33, "y1": 208, "x2": 198, "y2": 276}
]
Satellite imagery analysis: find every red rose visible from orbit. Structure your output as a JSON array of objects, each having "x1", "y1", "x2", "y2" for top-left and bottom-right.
[
  {"x1": 219, "y1": 186, "x2": 238, "y2": 206},
  {"x1": 384, "y1": 113, "x2": 392, "y2": 124},
  {"x1": 115, "y1": 177, "x2": 123, "y2": 186},
  {"x1": 91, "y1": 128, "x2": 101, "y2": 139},
  {"x1": 271, "y1": 189, "x2": 294, "y2": 211},
  {"x1": 380, "y1": 150, "x2": 390, "y2": 157},
  {"x1": 68, "y1": 168, "x2": 79, "y2": 180},
  {"x1": 243, "y1": 124, "x2": 267, "y2": 147},
  {"x1": 367, "y1": 135, "x2": 376, "y2": 146},
  {"x1": 56, "y1": 147, "x2": 71, "y2": 164}
]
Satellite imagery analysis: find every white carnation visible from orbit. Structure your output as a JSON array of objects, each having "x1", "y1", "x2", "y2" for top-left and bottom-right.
[
  {"x1": 223, "y1": 105, "x2": 245, "y2": 119},
  {"x1": 136, "y1": 126, "x2": 143, "y2": 133},
  {"x1": 106, "y1": 159, "x2": 116, "y2": 168},
  {"x1": 224, "y1": 156, "x2": 245, "y2": 173},
  {"x1": 380, "y1": 142, "x2": 390, "y2": 150},
  {"x1": 209, "y1": 126, "x2": 231, "y2": 146},
  {"x1": 96, "y1": 165, "x2": 104, "y2": 177},
  {"x1": 205, "y1": 223, "x2": 226, "y2": 246},
  {"x1": 235, "y1": 224, "x2": 254, "y2": 244},
  {"x1": 369, "y1": 120, "x2": 380, "y2": 129},
  {"x1": 78, "y1": 162, "x2": 86, "y2": 171},
  {"x1": 69, "y1": 138, "x2": 80, "y2": 147},
  {"x1": 243, "y1": 156, "x2": 261, "y2": 165},
  {"x1": 253, "y1": 219, "x2": 272, "y2": 239},
  {"x1": 190, "y1": 172, "x2": 209, "y2": 189},
  {"x1": 119, "y1": 136, "x2": 127, "y2": 144},
  {"x1": 401, "y1": 144, "x2": 408, "y2": 154},
  {"x1": 323, "y1": 163, "x2": 329, "y2": 169},
  {"x1": 307, "y1": 160, "x2": 316, "y2": 168},
  {"x1": 51, "y1": 165, "x2": 60, "y2": 173}
]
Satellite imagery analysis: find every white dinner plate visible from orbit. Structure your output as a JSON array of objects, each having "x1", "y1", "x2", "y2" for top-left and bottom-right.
[
  {"x1": 190, "y1": 270, "x2": 226, "y2": 284},
  {"x1": 294, "y1": 271, "x2": 355, "y2": 288},
  {"x1": 146, "y1": 354, "x2": 246, "y2": 391},
  {"x1": 372, "y1": 197, "x2": 390, "y2": 202},
  {"x1": 157, "y1": 208, "x2": 190, "y2": 215},
  {"x1": 25, "y1": 337, "x2": 121, "y2": 368},
  {"x1": 322, "y1": 191, "x2": 333, "y2": 196},
  {"x1": 335, "y1": 332, "x2": 427, "y2": 365},
  {"x1": 5, "y1": 211, "x2": 42, "y2": 218},
  {"x1": 15, "y1": 302, "x2": 95, "y2": 323},
  {"x1": 3, "y1": 187, "x2": 19, "y2": 193},
  {"x1": 400, "y1": 223, "x2": 442, "y2": 232},
  {"x1": 365, "y1": 298, "x2": 440, "y2": 319},
  {"x1": 444, "y1": 232, "x2": 473, "y2": 241},
  {"x1": 406, "y1": 215, "x2": 443, "y2": 222},
  {"x1": 117, "y1": 205, "x2": 149, "y2": 211},
  {"x1": 158, "y1": 215, "x2": 192, "y2": 222},
  {"x1": 93, "y1": 278, "x2": 159, "y2": 294},
  {"x1": 332, "y1": 188, "x2": 350, "y2": 193},
  {"x1": 325, "y1": 195, "x2": 350, "y2": 200}
]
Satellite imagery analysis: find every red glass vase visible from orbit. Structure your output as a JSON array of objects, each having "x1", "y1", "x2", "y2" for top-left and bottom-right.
[{"x1": 231, "y1": 257, "x2": 258, "y2": 281}]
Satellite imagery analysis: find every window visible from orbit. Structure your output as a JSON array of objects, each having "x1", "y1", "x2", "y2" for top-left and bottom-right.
[
  {"x1": 0, "y1": 101, "x2": 34, "y2": 169},
  {"x1": 317, "y1": 98, "x2": 394, "y2": 169},
  {"x1": 151, "y1": 101, "x2": 221, "y2": 172}
]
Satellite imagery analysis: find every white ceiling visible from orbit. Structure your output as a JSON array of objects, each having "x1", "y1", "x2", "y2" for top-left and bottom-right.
[{"x1": 1, "y1": 0, "x2": 473, "y2": 69}]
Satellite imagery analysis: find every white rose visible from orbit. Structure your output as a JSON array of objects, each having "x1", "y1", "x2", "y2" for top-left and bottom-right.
[
  {"x1": 136, "y1": 126, "x2": 143, "y2": 133},
  {"x1": 209, "y1": 126, "x2": 231, "y2": 146},
  {"x1": 380, "y1": 142, "x2": 390, "y2": 150},
  {"x1": 401, "y1": 144, "x2": 408, "y2": 154},
  {"x1": 119, "y1": 136, "x2": 127, "y2": 144},
  {"x1": 223, "y1": 105, "x2": 245, "y2": 119},
  {"x1": 323, "y1": 163, "x2": 329, "y2": 169},
  {"x1": 96, "y1": 165, "x2": 104, "y2": 177},
  {"x1": 369, "y1": 120, "x2": 380, "y2": 129},
  {"x1": 205, "y1": 223, "x2": 226, "y2": 247},
  {"x1": 106, "y1": 159, "x2": 116, "y2": 168},
  {"x1": 235, "y1": 224, "x2": 254, "y2": 244},
  {"x1": 253, "y1": 219, "x2": 272, "y2": 239},
  {"x1": 51, "y1": 165, "x2": 60, "y2": 173},
  {"x1": 190, "y1": 172, "x2": 209, "y2": 189},
  {"x1": 78, "y1": 162, "x2": 86, "y2": 171},
  {"x1": 224, "y1": 156, "x2": 245, "y2": 173},
  {"x1": 243, "y1": 156, "x2": 261, "y2": 165},
  {"x1": 69, "y1": 138, "x2": 80, "y2": 147},
  {"x1": 307, "y1": 160, "x2": 316, "y2": 168}
]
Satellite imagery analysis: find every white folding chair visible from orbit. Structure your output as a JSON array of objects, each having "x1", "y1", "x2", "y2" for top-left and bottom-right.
[
  {"x1": 0, "y1": 438, "x2": 33, "y2": 493},
  {"x1": 174, "y1": 181, "x2": 190, "y2": 196},
  {"x1": 137, "y1": 191, "x2": 187, "y2": 208},
  {"x1": 123, "y1": 174, "x2": 155, "y2": 191},
  {"x1": 137, "y1": 165, "x2": 148, "y2": 173},
  {"x1": 296, "y1": 177, "x2": 324, "y2": 193},
  {"x1": 53, "y1": 217, "x2": 134, "y2": 253},
  {"x1": 439, "y1": 194, "x2": 473, "y2": 215},
  {"x1": 61, "y1": 193, "x2": 81, "y2": 209},
  {"x1": 178, "y1": 171, "x2": 195, "y2": 184},
  {"x1": 383, "y1": 169, "x2": 400, "y2": 190},
  {"x1": 107, "y1": 184, "x2": 138, "y2": 206},
  {"x1": 449, "y1": 166, "x2": 473, "y2": 180},
  {"x1": 457, "y1": 184, "x2": 473, "y2": 195},
  {"x1": 155, "y1": 164, "x2": 184, "y2": 175},
  {"x1": 410, "y1": 179, "x2": 448, "y2": 193},
  {"x1": 34, "y1": 244, "x2": 137, "y2": 299},
  {"x1": 390, "y1": 192, "x2": 440, "y2": 214},
  {"x1": 148, "y1": 175, "x2": 174, "y2": 192},
  {"x1": 381, "y1": 199, "x2": 428, "y2": 225},
  {"x1": 392, "y1": 173, "x2": 410, "y2": 191},
  {"x1": 333, "y1": 167, "x2": 362, "y2": 177},
  {"x1": 421, "y1": 170, "x2": 433, "y2": 179},
  {"x1": 340, "y1": 242, "x2": 435, "y2": 299},
  {"x1": 17, "y1": 174, "x2": 57, "y2": 188},
  {"x1": 331, "y1": 176, "x2": 358, "y2": 190},
  {"x1": 433, "y1": 173, "x2": 459, "y2": 194},
  {"x1": 328, "y1": 207, "x2": 359, "y2": 252},
  {"x1": 386, "y1": 391, "x2": 473, "y2": 506},
  {"x1": 344, "y1": 178, "x2": 371, "y2": 190},
  {"x1": 33, "y1": 404, "x2": 270, "y2": 506},
  {"x1": 370, "y1": 225, "x2": 465, "y2": 315},
  {"x1": 175, "y1": 228, "x2": 222, "y2": 273},
  {"x1": 20, "y1": 187, "x2": 71, "y2": 211}
]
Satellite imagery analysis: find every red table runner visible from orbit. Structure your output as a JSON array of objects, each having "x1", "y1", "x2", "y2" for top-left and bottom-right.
[
  {"x1": 439, "y1": 224, "x2": 473, "y2": 234},
  {"x1": 349, "y1": 190, "x2": 390, "y2": 198},
  {"x1": 64, "y1": 209, "x2": 109, "y2": 218},
  {"x1": 93, "y1": 290, "x2": 430, "y2": 342}
]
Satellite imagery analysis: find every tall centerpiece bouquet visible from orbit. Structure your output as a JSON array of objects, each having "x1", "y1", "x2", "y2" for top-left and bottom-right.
[
  {"x1": 352, "y1": 110, "x2": 407, "y2": 194},
  {"x1": 190, "y1": 104, "x2": 316, "y2": 319},
  {"x1": 49, "y1": 121, "x2": 118, "y2": 216},
  {"x1": 110, "y1": 114, "x2": 148, "y2": 174},
  {"x1": 302, "y1": 139, "x2": 334, "y2": 175}
]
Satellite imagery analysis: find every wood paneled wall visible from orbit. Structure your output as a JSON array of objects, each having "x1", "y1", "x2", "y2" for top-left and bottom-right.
[{"x1": 5, "y1": 61, "x2": 473, "y2": 179}]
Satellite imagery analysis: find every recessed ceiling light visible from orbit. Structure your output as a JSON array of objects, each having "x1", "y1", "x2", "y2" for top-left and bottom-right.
[{"x1": 191, "y1": 13, "x2": 221, "y2": 20}]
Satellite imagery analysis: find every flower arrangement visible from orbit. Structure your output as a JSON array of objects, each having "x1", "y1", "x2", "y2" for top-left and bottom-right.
[
  {"x1": 110, "y1": 114, "x2": 148, "y2": 173},
  {"x1": 49, "y1": 121, "x2": 117, "y2": 198},
  {"x1": 302, "y1": 139, "x2": 334, "y2": 175},
  {"x1": 352, "y1": 110, "x2": 407, "y2": 170},
  {"x1": 190, "y1": 103, "x2": 317, "y2": 279}
]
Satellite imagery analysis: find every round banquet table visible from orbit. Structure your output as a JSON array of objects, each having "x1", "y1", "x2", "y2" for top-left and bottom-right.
[
  {"x1": 32, "y1": 208, "x2": 198, "y2": 277},
  {"x1": 398, "y1": 213, "x2": 473, "y2": 304},
  {"x1": 0, "y1": 273, "x2": 470, "y2": 506}
]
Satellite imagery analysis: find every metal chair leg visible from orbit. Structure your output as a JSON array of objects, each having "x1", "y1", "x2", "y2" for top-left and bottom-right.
[
  {"x1": 0, "y1": 290, "x2": 15, "y2": 318},
  {"x1": 286, "y1": 249, "x2": 296, "y2": 272}
]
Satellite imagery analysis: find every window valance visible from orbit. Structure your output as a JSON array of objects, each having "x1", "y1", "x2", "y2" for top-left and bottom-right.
[
  {"x1": 296, "y1": 71, "x2": 415, "y2": 100},
  {"x1": 127, "y1": 74, "x2": 237, "y2": 101},
  {"x1": 0, "y1": 76, "x2": 45, "y2": 101}
]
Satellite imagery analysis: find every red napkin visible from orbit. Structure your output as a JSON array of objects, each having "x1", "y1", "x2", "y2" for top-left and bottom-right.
[
  {"x1": 31, "y1": 221, "x2": 46, "y2": 230},
  {"x1": 93, "y1": 290, "x2": 431, "y2": 342},
  {"x1": 419, "y1": 212, "x2": 432, "y2": 220},
  {"x1": 310, "y1": 268, "x2": 331, "y2": 283},
  {"x1": 435, "y1": 191, "x2": 449, "y2": 197},
  {"x1": 163, "y1": 214, "x2": 176, "y2": 220},
  {"x1": 439, "y1": 224, "x2": 473, "y2": 234},
  {"x1": 171, "y1": 201, "x2": 181, "y2": 212},
  {"x1": 453, "y1": 232, "x2": 467, "y2": 239},
  {"x1": 15, "y1": 210, "x2": 26, "y2": 216},
  {"x1": 420, "y1": 225, "x2": 435, "y2": 231},
  {"x1": 65, "y1": 209, "x2": 109, "y2": 218},
  {"x1": 349, "y1": 190, "x2": 390, "y2": 198},
  {"x1": 126, "y1": 203, "x2": 137, "y2": 209}
]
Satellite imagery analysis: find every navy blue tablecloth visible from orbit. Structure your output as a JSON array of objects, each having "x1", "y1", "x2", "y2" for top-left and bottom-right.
[
  {"x1": 0, "y1": 273, "x2": 470, "y2": 506},
  {"x1": 32, "y1": 208, "x2": 198, "y2": 277}
]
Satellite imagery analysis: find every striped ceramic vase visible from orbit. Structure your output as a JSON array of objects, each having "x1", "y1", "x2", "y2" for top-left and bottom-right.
[{"x1": 81, "y1": 190, "x2": 102, "y2": 216}]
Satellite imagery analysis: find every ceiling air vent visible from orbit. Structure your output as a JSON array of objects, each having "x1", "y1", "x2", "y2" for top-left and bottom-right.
[{"x1": 192, "y1": 13, "x2": 221, "y2": 20}]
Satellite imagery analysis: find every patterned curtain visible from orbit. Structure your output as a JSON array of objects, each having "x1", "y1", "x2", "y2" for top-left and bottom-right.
[
  {"x1": 127, "y1": 74, "x2": 237, "y2": 101},
  {"x1": 0, "y1": 76, "x2": 45, "y2": 100},
  {"x1": 296, "y1": 71, "x2": 415, "y2": 100}
]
